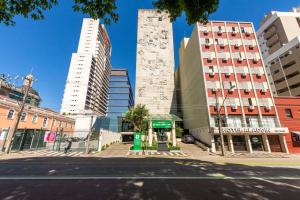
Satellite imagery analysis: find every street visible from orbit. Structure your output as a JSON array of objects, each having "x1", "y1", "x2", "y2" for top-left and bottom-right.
[{"x1": 1, "y1": 148, "x2": 300, "y2": 200}]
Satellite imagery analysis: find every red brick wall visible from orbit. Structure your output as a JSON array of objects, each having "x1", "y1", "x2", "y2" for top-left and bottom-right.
[{"x1": 274, "y1": 97, "x2": 300, "y2": 153}]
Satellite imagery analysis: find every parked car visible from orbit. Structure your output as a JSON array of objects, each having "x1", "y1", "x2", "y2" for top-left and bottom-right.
[{"x1": 181, "y1": 135, "x2": 195, "y2": 144}]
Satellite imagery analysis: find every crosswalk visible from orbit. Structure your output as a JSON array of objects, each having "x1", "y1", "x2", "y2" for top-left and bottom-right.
[
  {"x1": 127, "y1": 151, "x2": 188, "y2": 157},
  {"x1": 10, "y1": 150, "x2": 84, "y2": 157}
]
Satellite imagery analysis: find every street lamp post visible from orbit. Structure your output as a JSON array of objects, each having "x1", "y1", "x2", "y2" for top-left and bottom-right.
[
  {"x1": 4, "y1": 74, "x2": 34, "y2": 154},
  {"x1": 215, "y1": 84, "x2": 236, "y2": 156}
]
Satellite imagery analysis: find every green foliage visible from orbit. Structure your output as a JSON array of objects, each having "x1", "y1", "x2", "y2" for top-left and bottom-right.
[
  {"x1": 142, "y1": 140, "x2": 157, "y2": 150},
  {"x1": 0, "y1": 0, "x2": 219, "y2": 26},
  {"x1": 167, "y1": 142, "x2": 180, "y2": 150},
  {"x1": 153, "y1": 0, "x2": 219, "y2": 24},
  {"x1": 124, "y1": 104, "x2": 149, "y2": 132},
  {"x1": 175, "y1": 125, "x2": 184, "y2": 138}
]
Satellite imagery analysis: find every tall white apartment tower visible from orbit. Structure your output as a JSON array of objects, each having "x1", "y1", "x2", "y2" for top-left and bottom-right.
[
  {"x1": 61, "y1": 18, "x2": 111, "y2": 117},
  {"x1": 135, "y1": 9, "x2": 176, "y2": 114}
]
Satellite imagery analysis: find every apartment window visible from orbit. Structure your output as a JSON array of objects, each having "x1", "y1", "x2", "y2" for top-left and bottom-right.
[
  {"x1": 277, "y1": 87, "x2": 289, "y2": 94},
  {"x1": 20, "y1": 112, "x2": 27, "y2": 121},
  {"x1": 42, "y1": 117, "x2": 48, "y2": 128},
  {"x1": 7, "y1": 109, "x2": 15, "y2": 119},
  {"x1": 283, "y1": 61, "x2": 296, "y2": 69},
  {"x1": 285, "y1": 109, "x2": 293, "y2": 118},
  {"x1": 286, "y1": 71, "x2": 300, "y2": 80},
  {"x1": 248, "y1": 98, "x2": 253, "y2": 106},
  {"x1": 232, "y1": 27, "x2": 236, "y2": 32},
  {"x1": 205, "y1": 38, "x2": 210, "y2": 44},
  {"x1": 246, "y1": 116, "x2": 260, "y2": 128},
  {"x1": 214, "y1": 117, "x2": 227, "y2": 127},
  {"x1": 215, "y1": 39, "x2": 219, "y2": 45},
  {"x1": 273, "y1": 69, "x2": 279, "y2": 74},
  {"x1": 227, "y1": 116, "x2": 242, "y2": 127},
  {"x1": 218, "y1": 26, "x2": 222, "y2": 31},
  {"x1": 32, "y1": 113, "x2": 38, "y2": 123},
  {"x1": 241, "y1": 27, "x2": 245, "y2": 33},
  {"x1": 261, "y1": 116, "x2": 277, "y2": 128}
]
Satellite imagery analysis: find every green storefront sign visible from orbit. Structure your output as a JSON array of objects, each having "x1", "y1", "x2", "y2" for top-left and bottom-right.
[
  {"x1": 133, "y1": 132, "x2": 142, "y2": 150},
  {"x1": 152, "y1": 120, "x2": 172, "y2": 129}
]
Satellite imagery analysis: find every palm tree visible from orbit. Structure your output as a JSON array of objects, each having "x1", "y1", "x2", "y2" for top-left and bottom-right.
[{"x1": 124, "y1": 104, "x2": 149, "y2": 132}]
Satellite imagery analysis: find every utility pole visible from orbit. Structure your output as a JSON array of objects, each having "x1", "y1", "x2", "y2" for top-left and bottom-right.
[
  {"x1": 215, "y1": 91, "x2": 226, "y2": 157},
  {"x1": 215, "y1": 84, "x2": 236, "y2": 157},
  {"x1": 85, "y1": 115, "x2": 94, "y2": 154},
  {"x1": 4, "y1": 74, "x2": 33, "y2": 154}
]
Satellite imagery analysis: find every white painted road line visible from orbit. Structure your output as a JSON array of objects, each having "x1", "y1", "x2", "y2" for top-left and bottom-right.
[{"x1": 0, "y1": 176, "x2": 300, "y2": 180}]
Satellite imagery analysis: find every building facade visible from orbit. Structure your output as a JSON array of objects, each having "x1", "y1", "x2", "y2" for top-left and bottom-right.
[
  {"x1": 107, "y1": 68, "x2": 134, "y2": 132},
  {"x1": 60, "y1": 18, "x2": 112, "y2": 137},
  {"x1": 0, "y1": 96, "x2": 75, "y2": 152},
  {"x1": 135, "y1": 9, "x2": 176, "y2": 115},
  {"x1": 176, "y1": 21, "x2": 289, "y2": 153},
  {"x1": 274, "y1": 97, "x2": 300, "y2": 153},
  {"x1": 257, "y1": 7, "x2": 300, "y2": 96},
  {"x1": 0, "y1": 74, "x2": 41, "y2": 107},
  {"x1": 61, "y1": 18, "x2": 111, "y2": 116}
]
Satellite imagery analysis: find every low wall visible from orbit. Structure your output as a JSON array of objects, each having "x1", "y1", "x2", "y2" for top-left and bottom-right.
[{"x1": 100, "y1": 130, "x2": 122, "y2": 149}]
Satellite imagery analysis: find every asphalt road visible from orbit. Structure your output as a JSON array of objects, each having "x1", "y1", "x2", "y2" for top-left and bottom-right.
[{"x1": 1, "y1": 156, "x2": 300, "y2": 200}]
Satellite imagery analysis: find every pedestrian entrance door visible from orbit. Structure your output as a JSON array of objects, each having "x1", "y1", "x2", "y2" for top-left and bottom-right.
[
  {"x1": 232, "y1": 136, "x2": 247, "y2": 151},
  {"x1": 250, "y1": 135, "x2": 264, "y2": 151}
]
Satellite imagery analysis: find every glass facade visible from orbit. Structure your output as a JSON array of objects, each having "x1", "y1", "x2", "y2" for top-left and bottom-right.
[{"x1": 103, "y1": 68, "x2": 134, "y2": 132}]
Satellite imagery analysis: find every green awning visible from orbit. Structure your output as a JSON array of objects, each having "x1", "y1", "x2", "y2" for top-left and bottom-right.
[{"x1": 146, "y1": 114, "x2": 182, "y2": 122}]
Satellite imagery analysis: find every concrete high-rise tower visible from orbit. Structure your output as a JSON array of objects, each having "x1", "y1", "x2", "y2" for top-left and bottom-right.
[
  {"x1": 61, "y1": 18, "x2": 112, "y2": 137},
  {"x1": 61, "y1": 18, "x2": 111, "y2": 116},
  {"x1": 135, "y1": 9, "x2": 176, "y2": 114}
]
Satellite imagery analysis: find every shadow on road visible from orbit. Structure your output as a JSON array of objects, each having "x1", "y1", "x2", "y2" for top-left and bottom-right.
[{"x1": 0, "y1": 156, "x2": 300, "y2": 199}]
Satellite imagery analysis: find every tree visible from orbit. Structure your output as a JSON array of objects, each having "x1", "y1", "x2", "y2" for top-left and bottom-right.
[
  {"x1": 124, "y1": 104, "x2": 149, "y2": 132},
  {"x1": 0, "y1": 0, "x2": 219, "y2": 26}
]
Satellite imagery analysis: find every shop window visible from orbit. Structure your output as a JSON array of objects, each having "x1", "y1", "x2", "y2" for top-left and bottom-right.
[
  {"x1": 292, "y1": 133, "x2": 300, "y2": 142},
  {"x1": 7, "y1": 109, "x2": 15, "y2": 119},
  {"x1": 285, "y1": 109, "x2": 293, "y2": 118}
]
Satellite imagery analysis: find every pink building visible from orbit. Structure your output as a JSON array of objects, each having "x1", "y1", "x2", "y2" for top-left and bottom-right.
[{"x1": 176, "y1": 21, "x2": 289, "y2": 153}]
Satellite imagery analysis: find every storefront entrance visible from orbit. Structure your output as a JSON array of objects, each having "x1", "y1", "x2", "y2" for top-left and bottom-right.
[
  {"x1": 232, "y1": 135, "x2": 247, "y2": 151},
  {"x1": 268, "y1": 135, "x2": 282, "y2": 152},
  {"x1": 156, "y1": 128, "x2": 167, "y2": 142},
  {"x1": 250, "y1": 135, "x2": 264, "y2": 151}
]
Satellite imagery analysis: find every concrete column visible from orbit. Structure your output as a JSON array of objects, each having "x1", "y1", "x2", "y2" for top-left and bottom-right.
[
  {"x1": 262, "y1": 134, "x2": 271, "y2": 153},
  {"x1": 279, "y1": 134, "x2": 289, "y2": 154},
  {"x1": 172, "y1": 121, "x2": 176, "y2": 147},
  {"x1": 245, "y1": 134, "x2": 253, "y2": 153},
  {"x1": 227, "y1": 134, "x2": 234, "y2": 153},
  {"x1": 148, "y1": 121, "x2": 153, "y2": 146}
]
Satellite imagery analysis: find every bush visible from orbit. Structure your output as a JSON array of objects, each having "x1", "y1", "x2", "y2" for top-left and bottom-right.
[
  {"x1": 167, "y1": 142, "x2": 181, "y2": 151},
  {"x1": 176, "y1": 126, "x2": 184, "y2": 138}
]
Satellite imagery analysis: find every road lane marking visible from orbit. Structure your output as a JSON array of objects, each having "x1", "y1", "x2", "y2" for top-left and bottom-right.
[{"x1": 1, "y1": 176, "x2": 300, "y2": 180}]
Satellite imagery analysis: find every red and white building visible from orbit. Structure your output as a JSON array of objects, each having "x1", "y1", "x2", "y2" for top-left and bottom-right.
[
  {"x1": 274, "y1": 97, "x2": 300, "y2": 153},
  {"x1": 176, "y1": 21, "x2": 289, "y2": 153}
]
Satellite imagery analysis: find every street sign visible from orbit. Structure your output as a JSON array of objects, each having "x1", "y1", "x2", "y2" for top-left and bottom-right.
[
  {"x1": 152, "y1": 120, "x2": 172, "y2": 128},
  {"x1": 133, "y1": 132, "x2": 142, "y2": 150}
]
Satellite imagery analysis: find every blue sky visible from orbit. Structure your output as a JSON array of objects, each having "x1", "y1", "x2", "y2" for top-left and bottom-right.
[{"x1": 0, "y1": 0, "x2": 299, "y2": 111}]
